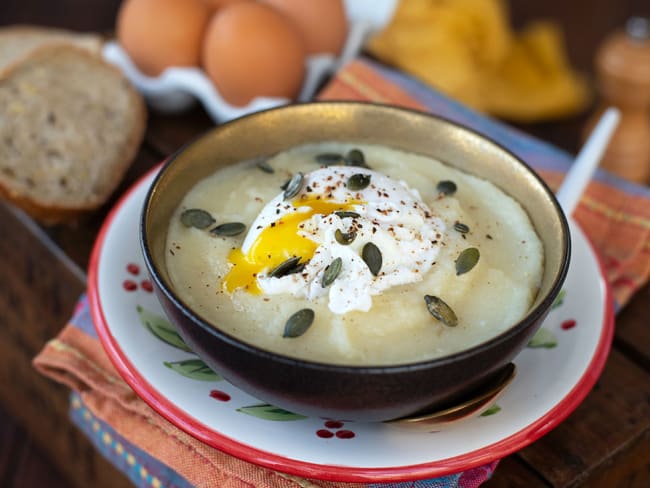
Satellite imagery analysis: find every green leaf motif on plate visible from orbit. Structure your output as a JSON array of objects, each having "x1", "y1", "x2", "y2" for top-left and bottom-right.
[
  {"x1": 480, "y1": 404, "x2": 501, "y2": 417},
  {"x1": 237, "y1": 403, "x2": 308, "y2": 421},
  {"x1": 136, "y1": 305, "x2": 192, "y2": 352},
  {"x1": 163, "y1": 359, "x2": 222, "y2": 381},
  {"x1": 551, "y1": 289, "x2": 566, "y2": 309},
  {"x1": 527, "y1": 327, "x2": 558, "y2": 349}
]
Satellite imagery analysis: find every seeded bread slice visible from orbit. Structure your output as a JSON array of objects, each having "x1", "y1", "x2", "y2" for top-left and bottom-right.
[
  {"x1": 0, "y1": 44, "x2": 146, "y2": 223},
  {"x1": 0, "y1": 25, "x2": 102, "y2": 72}
]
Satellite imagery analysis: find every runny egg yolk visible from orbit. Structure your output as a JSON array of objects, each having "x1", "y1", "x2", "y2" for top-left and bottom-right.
[{"x1": 224, "y1": 197, "x2": 360, "y2": 294}]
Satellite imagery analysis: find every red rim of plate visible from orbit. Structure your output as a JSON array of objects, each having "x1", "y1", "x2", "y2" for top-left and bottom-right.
[{"x1": 88, "y1": 165, "x2": 615, "y2": 483}]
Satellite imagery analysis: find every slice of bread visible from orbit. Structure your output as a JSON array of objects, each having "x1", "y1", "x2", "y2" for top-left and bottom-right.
[
  {"x1": 0, "y1": 44, "x2": 146, "y2": 224},
  {"x1": 0, "y1": 25, "x2": 102, "y2": 72}
]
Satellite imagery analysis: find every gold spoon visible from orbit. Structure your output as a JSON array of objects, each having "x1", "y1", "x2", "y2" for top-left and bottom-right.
[{"x1": 385, "y1": 363, "x2": 516, "y2": 431}]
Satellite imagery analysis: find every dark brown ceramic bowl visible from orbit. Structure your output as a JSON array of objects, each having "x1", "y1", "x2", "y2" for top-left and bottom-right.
[{"x1": 141, "y1": 102, "x2": 570, "y2": 422}]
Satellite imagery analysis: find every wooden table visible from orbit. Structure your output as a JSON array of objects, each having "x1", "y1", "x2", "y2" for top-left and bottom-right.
[{"x1": 1, "y1": 1, "x2": 648, "y2": 487}]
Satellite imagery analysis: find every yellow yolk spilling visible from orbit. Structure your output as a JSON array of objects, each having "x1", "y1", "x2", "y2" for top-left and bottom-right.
[{"x1": 224, "y1": 197, "x2": 360, "y2": 294}]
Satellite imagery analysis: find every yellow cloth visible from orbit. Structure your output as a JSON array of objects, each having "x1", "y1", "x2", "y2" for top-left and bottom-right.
[{"x1": 367, "y1": 0, "x2": 591, "y2": 121}]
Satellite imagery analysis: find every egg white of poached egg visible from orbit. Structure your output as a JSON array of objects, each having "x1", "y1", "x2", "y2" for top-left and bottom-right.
[{"x1": 224, "y1": 166, "x2": 445, "y2": 314}]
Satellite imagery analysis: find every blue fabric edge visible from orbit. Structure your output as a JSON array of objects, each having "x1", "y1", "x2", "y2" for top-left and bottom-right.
[{"x1": 69, "y1": 391, "x2": 193, "y2": 488}]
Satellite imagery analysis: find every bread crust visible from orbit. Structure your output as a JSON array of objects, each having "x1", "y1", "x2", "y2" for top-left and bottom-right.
[
  {"x1": 0, "y1": 25, "x2": 103, "y2": 75},
  {"x1": 0, "y1": 186, "x2": 92, "y2": 224},
  {"x1": 0, "y1": 42, "x2": 146, "y2": 225}
]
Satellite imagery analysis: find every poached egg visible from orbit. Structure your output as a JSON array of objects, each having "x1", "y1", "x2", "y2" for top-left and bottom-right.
[{"x1": 224, "y1": 165, "x2": 445, "y2": 314}]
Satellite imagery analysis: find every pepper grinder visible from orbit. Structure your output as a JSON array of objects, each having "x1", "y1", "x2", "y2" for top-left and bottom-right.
[{"x1": 585, "y1": 17, "x2": 650, "y2": 184}]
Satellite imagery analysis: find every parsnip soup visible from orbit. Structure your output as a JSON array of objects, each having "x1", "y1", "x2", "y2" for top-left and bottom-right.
[{"x1": 165, "y1": 143, "x2": 544, "y2": 365}]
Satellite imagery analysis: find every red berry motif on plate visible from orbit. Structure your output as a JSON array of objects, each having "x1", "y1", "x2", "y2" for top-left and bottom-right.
[
  {"x1": 209, "y1": 390, "x2": 231, "y2": 402},
  {"x1": 122, "y1": 263, "x2": 153, "y2": 292},
  {"x1": 561, "y1": 319, "x2": 577, "y2": 330},
  {"x1": 123, "y1": 280, "x2": 137, "y2": 291},
  {"x1": 324, "y1": 420, "x2": 344, "y2": 429},
  {"x1": 316, "y1": 419, "x2": 355, "y2": 439},
  {"x1": 335, "y1": 430, "x2": 355, "y2": 439}
]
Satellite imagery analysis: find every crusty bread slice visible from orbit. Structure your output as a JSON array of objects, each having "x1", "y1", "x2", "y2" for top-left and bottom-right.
[
  {"x1": 0, "y1": 25, "x2": 102, "y2": 72},
  {"x1": 0, "y1": 44, "x2": 146, "y2": 223}
]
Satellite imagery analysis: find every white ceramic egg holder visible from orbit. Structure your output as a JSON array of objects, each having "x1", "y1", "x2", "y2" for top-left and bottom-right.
[{"x1": 102, "y1": 0, "x2": 397, "y2": 123}]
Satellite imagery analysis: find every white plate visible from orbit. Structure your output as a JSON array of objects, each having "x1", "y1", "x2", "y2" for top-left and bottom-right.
[
  {"x1": 102, "y1": 0, "x2": 398, "y2": 123},
  {"x1": 89, "y1": 167, "x2": 614, "y2": 482}
]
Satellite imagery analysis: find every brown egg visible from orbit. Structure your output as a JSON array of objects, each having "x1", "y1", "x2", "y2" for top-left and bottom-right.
[
  {"x1": 199, "y1": 0, "x2": 252, "y2": 10},
  {"x1": 262, "y1": 0, "x2": 348, "y2": 55},
  {"x1": 202, "y1": 2, "x2": 306, "y2": 106},
  {"x1": 117, "y1": 0, "x2": 211, "y2": 76}
]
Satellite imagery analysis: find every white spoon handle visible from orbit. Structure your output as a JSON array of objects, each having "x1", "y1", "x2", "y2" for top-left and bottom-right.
[{"x1": 556, "y1": 108, "x2": 621, "y2": 215}]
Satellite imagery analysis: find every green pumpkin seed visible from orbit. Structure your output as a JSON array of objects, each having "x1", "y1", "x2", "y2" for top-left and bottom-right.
[
  {"x1": 345, "y1": 148, "x2": 369, "y2": 168},
  {"x1": 346, "y1": 173, "x2": 371, "y2": 191},
  {"x1": 268, "y1": 256, "x2": 303, "y2": 278},
  {"x1": 256, "y1": 160, "x2": 274, "y2": 174},
  {"x1": 334, "y1": 210, "x2": 360, "y2": 219},
  {"x1": 454, "y1": 222, "x2": 470, "y2": 234},
  {"x1": 210, "y1": 222, "x2": 246, "y2": 236},
  {"x1": 283, "y1": 172, "x2": 304, "y2": 199},
  {"x1": 180, "y1": 208, "x2": 215, "y2": 229},
  {"x1": 335, "y1": 229, "x2": 356, "y2": 245},
  {"x1": 321, "y1": 257, "x2": 342, "y2": 288},
  {"x1": 455, "y1": 247, "x2": 480, "y2": 275},
  {"x1": 362, "y1": 242, "x2": 382, "y2": 276},
  {"x1": 283, "y1": 309, "x2": 315, "y2": 338},
  {"x1": 315, "y1": 153, "x2": 344, "y2": 166},
  {"x1": 437, "y1": 180, "x2": 457, "y2": 196},
  {"x1": 424, "y1": 295, "x2": 458, "y2": 327}
]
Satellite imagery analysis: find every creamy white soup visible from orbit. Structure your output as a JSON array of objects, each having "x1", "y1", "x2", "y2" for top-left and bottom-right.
[{"x1": 165, "y1": 143, "x2": 544, "y2": 365}]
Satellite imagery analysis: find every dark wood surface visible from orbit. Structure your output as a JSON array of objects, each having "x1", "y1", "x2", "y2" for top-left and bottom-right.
[{"x1": 1, "y1": 1, "x2": 649, "y2": 487}]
